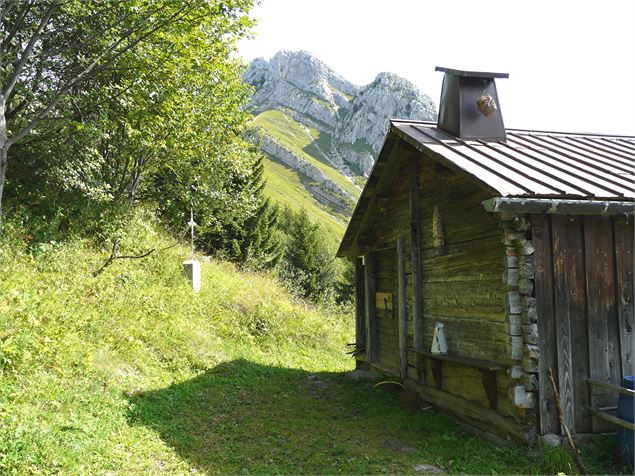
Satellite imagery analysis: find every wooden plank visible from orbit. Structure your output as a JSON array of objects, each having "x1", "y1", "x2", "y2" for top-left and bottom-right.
[
  {"x1": 551, "y1": 215, "x2": 582, "y2": 434},
  {"x1": 410, "y1": 155, "x2": 424, "y2": 350},
  {"x1": 531, "y1": 214, "x2": 559, "y2": 435},
  {"x1": 364, "y1": 253, "x2": 378, "y2": 362},
  {"x1": 355, "y1": 258, "x2": 366, "y2": 353},
  {"x1": 413, "y1": 383, "x2": 530, "y2": 443},
  {"x1": 375, "y1": 292, "x2": 394, "y2": 319},
  {"x1": 588, "y1": 407, "x2": 635, "y2": 431},
  {"x1": 571, "y1": 216, "x2": 619, "y2": 433},
  {"x1": 613, "y1": 217, "x2": 634, "y2": 377},
  {"x1": 587, "y1": 378, "x2": 635, "y2": 397},
  {"x1": 584, "y1": 215, "x2": 619, "y2": 432},
  {"x1": 397, "y1": 238, "x2": 408, "y2": 380},
  {"x1": 410, "y1": 348, "x2": 508, "y2": 370}
]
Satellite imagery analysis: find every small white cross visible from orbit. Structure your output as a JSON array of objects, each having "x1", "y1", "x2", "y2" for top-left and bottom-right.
[{"x1": 189, "y1": 208, "x2": 197, "y2": 259}]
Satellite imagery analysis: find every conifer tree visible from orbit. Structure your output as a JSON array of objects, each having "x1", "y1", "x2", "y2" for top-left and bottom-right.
[
  {"x1": 238, "y1": 155, "x2": 282, "y2": 268},
  {"x1": 283, "y1": 208, "x2": 334, "y2": 300}
]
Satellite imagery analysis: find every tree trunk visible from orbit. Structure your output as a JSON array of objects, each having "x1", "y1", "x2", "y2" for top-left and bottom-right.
[{"x1": 0, "y1": 101, "x2": 8, "y2": 227}]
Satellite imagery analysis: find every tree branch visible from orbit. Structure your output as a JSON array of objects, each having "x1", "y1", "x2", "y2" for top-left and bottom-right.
[
  {"x1": 6, "y1": 0, "x2": 199, "y2": 147},
  {"x1": 2, "y1": 1, "x2": 58, "y2": 101},
  {"x1": 91, "y1": 238, "x2": 180, "y2": 277},
  {"x1": 0, "y1": 0, "x2": 18, "y2": 22},
  {"x1": 0, "y1": 1, "x2": 29, "y2": 49}
]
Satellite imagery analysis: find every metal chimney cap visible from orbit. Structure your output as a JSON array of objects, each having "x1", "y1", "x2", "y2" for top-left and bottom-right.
[{"x1": 435, "y1": 66, "x2": 509, "y2": 79}]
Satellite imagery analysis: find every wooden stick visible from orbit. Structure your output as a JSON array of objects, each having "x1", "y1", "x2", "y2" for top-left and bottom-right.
[{"x1": 548, "y1": 368, "x2": 587, "y2": 475}]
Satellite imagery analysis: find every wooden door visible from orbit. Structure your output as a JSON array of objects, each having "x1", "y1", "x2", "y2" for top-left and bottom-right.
[{"x1": 374, "y1": 247, "x2": 400, "y2": 374}]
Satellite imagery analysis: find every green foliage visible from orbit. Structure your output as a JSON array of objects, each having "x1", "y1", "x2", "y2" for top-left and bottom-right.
[
  {"x1": 235, "y1": 156, "x2": 283, "y2": 268},
  {"x1": 276, "y1": 207, "x2": 335, "y2": 301},
  {"x1": 334, "y1": 259, "x2": 356, "y2": 304},
  {"x1": 186, "y1": 153, "x2": 282, "y2": 269},
  {"x1": 1, "y1": 0, "x2": 257, "y2": 246}
]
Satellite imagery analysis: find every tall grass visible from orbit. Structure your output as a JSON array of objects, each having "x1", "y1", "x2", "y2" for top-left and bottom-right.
[{"x1": 0, "y1": 213, "x2": 352, "y2": 473}]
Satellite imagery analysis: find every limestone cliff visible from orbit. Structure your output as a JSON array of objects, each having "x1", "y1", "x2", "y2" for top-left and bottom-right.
[{"x1": 244, "y1": 50, "x2": 436, "y2": 219}]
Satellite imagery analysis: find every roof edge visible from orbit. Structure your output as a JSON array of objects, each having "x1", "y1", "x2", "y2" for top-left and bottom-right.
[{"x1": 482, "y1": 197, "x2": 635, "y2": 216}]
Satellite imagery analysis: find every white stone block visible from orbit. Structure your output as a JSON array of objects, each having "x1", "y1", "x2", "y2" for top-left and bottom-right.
[
  {"x1": 511, "y1": 385, "x2": 535, "y2": 408},
  {"x1": 182, "y1": 259, "x2": 201, "y2": 292},
  {"x1": 509, "y1": 365, "x2": 524, "y2": 379},
  {"x1": 510, "y1": 336, "x2": 523, "y2": 359}
]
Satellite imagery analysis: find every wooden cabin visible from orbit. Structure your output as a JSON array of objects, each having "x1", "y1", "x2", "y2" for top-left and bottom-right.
[{"x1": 337, "y1": 67, "x2": 635, "y2": 443}]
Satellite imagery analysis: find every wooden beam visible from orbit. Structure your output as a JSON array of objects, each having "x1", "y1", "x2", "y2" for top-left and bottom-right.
[
  {"x1": 409, "y1": 155, "x2": 424, "y2": 351},
  {"x1": 588, "y1": 407, "x2": 635, "y2": 431},
  {"x1": 355, "y1": 257, "x2": 366, "y2": 355},
  {"x1": 586, "y1": 378, "x2": 635, "y2": 397},
  {"x1": 397, "y1": 238, "x2": 408, "y2": 380},
  {"x1": 364, "y1": 252, "x2": 378, "y2": 362},
  {"x1": 532, "y1": 214, "x2": 560, "y2": 435}
]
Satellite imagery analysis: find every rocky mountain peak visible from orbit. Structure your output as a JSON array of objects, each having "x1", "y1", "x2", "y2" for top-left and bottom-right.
[{"x1": 243, "y1": 51, "x2": 437, "y2": 218}]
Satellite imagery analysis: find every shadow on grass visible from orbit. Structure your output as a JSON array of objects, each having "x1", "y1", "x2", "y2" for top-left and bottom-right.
[
  {"x1": 126, "y1": 359, "x2": 458, "y2": 474},
  {"x1": 126, "y1": 359, "x2": 629, "y2": 475}
]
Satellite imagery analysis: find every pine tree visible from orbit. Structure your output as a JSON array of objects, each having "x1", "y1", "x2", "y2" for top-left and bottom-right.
[
  {"x1": 237, "y1": 155, "x2": 282, "y2": 268},
  {"x1": 283, "y1": 208, "x2": 334, "y2": 300}
]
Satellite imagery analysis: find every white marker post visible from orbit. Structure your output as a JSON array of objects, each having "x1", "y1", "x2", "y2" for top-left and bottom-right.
[{"x1": 182, "y1": 208, "x2": 201, "y2": 292}]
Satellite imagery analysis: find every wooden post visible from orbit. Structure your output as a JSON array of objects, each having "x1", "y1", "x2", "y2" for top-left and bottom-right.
[
  {"x1": 397, "y1": 238, "x2": 408, "y2": 380},
  {"x1": 364, "y1": 252, "x2": 378, "y2": 362},
  {"x1": 614, "y1": 217, "x2": 634, "y2": 377},
  {"x1": 355, "y1": 257, "x2": 366, "y2": 354},
  {"x1": 409, "y1": 156, "x2": 424, "y2": 351},
  {"x1": 551, "y1": 215, "x2": 580, "y2": 434},
  {"x1": 532, "y1": 215, "x2": 560, "y2": 435}
]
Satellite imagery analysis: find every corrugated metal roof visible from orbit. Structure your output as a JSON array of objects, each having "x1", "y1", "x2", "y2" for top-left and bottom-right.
[
  {"x1": 392, "y1": 120, "x2": 635, "y2": 199},
  {"x1": 337, "y1": 120, "x2": 635, "y2": 257}
]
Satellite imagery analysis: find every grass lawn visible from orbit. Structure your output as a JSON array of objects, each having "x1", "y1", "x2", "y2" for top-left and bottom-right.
[
  {"x1": 0, "y1": 215, "x2": 629, "y2": 474},
  {"x1": 129, "y1": 359, "x2": 629, "y2": 475}
]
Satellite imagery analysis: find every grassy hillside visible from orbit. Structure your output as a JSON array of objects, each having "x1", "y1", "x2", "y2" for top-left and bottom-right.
[
  {"x1": 250, "y1": 109, "x2": 364, "y2": 249},
  {"x1": 0, "y1": 215, "x2": 351, "y2": 474},
  {"x1": 0, "y1": 216, "x2": 626, "y2": 475},
  {"x1": 262, "y1": 157, "x2": 346, "y2": 243},
  {"x1": 251, "y1": 110, "x2": 361, "y2": 199}
]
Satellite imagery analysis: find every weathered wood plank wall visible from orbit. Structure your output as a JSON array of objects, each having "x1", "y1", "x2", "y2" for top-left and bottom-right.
[
  {"x1": 355, "y1": 148, "x2": 532, "y2": 440},
  {"x1": 532, "y1": 215, "x2": 559, "y2": 435},
  {"x1": 614, "y1": 217, "x2": 634, "y2": 378},
  {"x1": 397, "y1": 238, "x2": 408, "y2": 380},
  {"x1": 355, "y1": 257, "x2": 366, "y2": 361},
  {"x1": 364, "y1": 252, "x2": 378, "y2": 362},
  {"x1": 533, "y1": 213, "x2": 633, "y2": 435},
  {"x1": 375, "y1": 248, "x2": 399, "y2": 374}
]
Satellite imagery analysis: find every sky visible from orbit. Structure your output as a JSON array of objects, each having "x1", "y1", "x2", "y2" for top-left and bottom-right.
[{"x1": 238, "y1": 0, "x2": 635, "y2": 135}]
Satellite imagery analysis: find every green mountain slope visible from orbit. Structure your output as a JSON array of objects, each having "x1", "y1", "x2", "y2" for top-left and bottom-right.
[
  {"x1": 262, "y1": 157, "x2": 345, "y2": 242},
  {"x1": 250, "y1": 109, "x2": 359, "y2": 244},
  {"x1": 252, "y1": 110, "x2": 360, "y2": 198}
]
